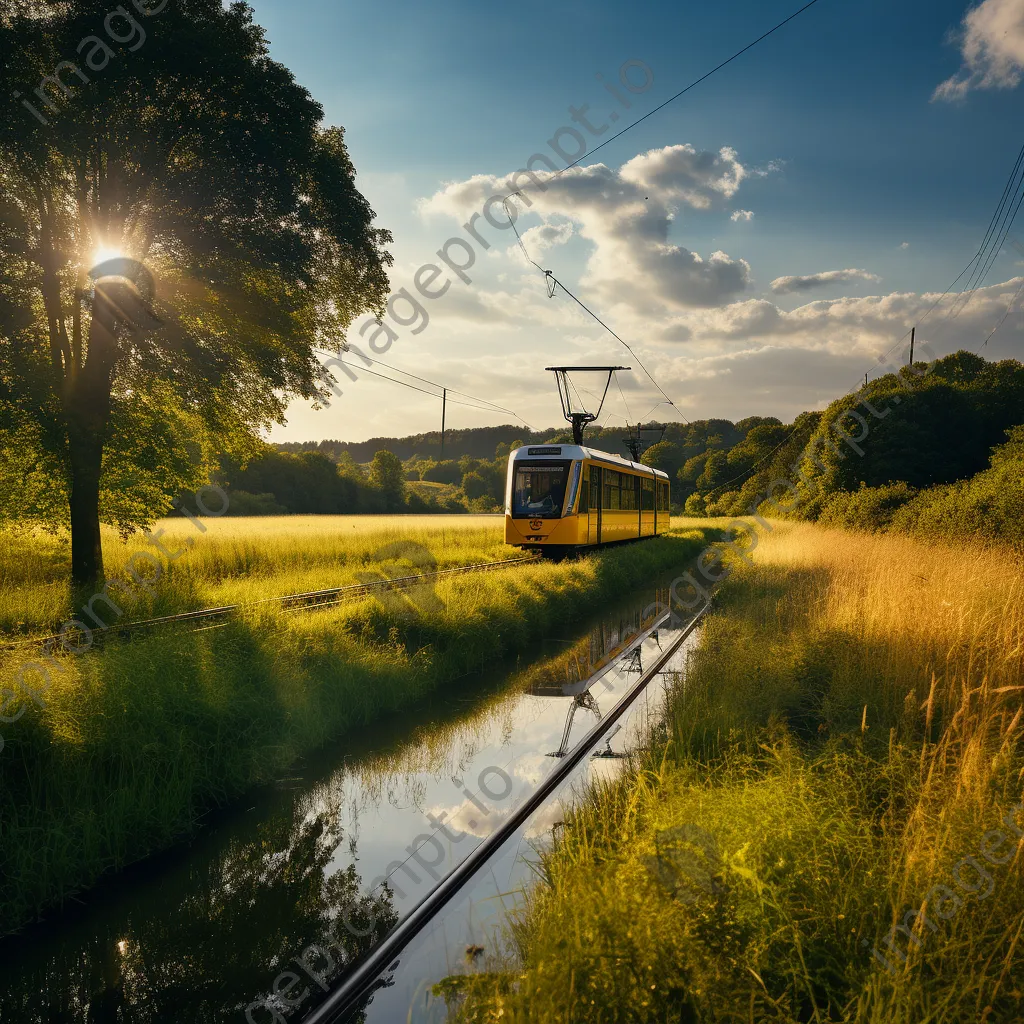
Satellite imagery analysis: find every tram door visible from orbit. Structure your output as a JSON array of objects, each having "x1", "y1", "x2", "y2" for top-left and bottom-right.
[{"x1": 589, "y1": 465, "x2": 602, "y2": 545}]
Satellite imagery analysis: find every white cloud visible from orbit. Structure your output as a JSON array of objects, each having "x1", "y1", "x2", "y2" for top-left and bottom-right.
[
  {"x1": 770, "y1": 268, "x2": 882, "y2": 294},
  {"x1": 731, "y1": 210, "x2": 755, "y2": 222},
  {"x1": 899, "y1": 242, "x2": 911, "y2": 250},
  {"x1": 934, "y1": 0, "x2": 1024, "y2": 100},
  {"x1": 420, "y1": 144, "x2": 754, "y2": 311},
  {"x1": 513, "y1": 220, "x2": 574, "y2": 255}
]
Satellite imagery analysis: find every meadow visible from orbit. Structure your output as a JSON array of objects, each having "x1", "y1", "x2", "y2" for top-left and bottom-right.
[
  {"x1": 0, "y1": 514, "x2": 509, "y2": 638},
  {"x1": 0, "y1": 518, "x2": 713, "y2": 934},
  {"x1": 441, "y1": 522, "x2": 1024, "y2": 1024}
]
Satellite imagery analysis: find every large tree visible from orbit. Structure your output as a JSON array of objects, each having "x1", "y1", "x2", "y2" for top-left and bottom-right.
[{"x1": 0, "y1": 0, "x2": 392, "y2": 585}]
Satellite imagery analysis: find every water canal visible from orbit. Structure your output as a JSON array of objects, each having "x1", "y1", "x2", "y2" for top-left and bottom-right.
[{"x1": 0, "y1": 576, "x2": 704, "y2": 1024}]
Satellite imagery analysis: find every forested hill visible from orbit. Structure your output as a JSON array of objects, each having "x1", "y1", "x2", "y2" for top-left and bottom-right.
[
  {"x1": 274, "y1": 418, "x2": 767, "y2": 465},
  {"x1": 277, "y1": 426, "x2": 556, "y2": 464}
]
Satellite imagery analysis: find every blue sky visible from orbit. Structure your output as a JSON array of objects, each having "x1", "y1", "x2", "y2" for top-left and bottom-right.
[{"x1": 252, "y1": 0, "x2": 1024, "y2": 442}]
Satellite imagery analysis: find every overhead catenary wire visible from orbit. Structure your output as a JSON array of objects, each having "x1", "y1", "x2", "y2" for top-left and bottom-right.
[
  {"x1": 506, "y1": 236, "x2": 690, "y2": 426},
  {"x1": 503, "y1": 0, "x2": 826, "y2": 195},
  {"x1": 498, "y1": 1, "x2": 830, "y2": 434}
]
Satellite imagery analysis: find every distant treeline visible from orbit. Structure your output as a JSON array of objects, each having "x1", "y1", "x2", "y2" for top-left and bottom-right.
[
  {"x1": 638, "y1": 350, "x2": 1023, "y2": 544},
  {"x1": 226, "y1": 351, "x2": 1024, "y2": 542},
  {"x1": 276, "y1": 427, "x2": 556, "y2": 465}
]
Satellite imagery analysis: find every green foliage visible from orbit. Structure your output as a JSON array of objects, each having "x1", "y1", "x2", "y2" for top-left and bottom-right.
[
  {"x1": 0, "y1": 0, "x2": 392, "y2": 579},
  {"x1": 817, "y1": 482, "x2": 918, "y2": 533},
  {"x1": 221, "y1": 491, "x2": 289, "y2": 517},
  {"x1": 461, "y1": 471, "x2": 490, "y2": 501},
  {"x1": 811, "y1": 424, "x2": 1024, "y2": 543},
  {"x1": 888, "y1": 425, "x2": 1024, "y2": 543},
  {"x1": 794, "y1": 355, "x2": 1024, "y2": 518},
  {"x1": 684, "y1": 493, "x2": 706, "y2": 516},
  {"x1": 422, "y1": 460, "x2": 464, "y2": 485},
  {"x1": 640, "y1": 441, "x2": 684, "y2": 480},
  {"x1": 223, "y1": 449, "x2": 369, "y2": 514},
  {"x1": 369, "y1": 449, "x2": 406, "y2": 510}
]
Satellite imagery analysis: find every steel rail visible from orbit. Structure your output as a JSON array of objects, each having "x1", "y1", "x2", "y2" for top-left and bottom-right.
[
  {"x1": 0, "y1": 555, "x2": 540, "y2": 652},
  {"x1": 300, "y1": 601, "x2": 711, "y2": 1024}
]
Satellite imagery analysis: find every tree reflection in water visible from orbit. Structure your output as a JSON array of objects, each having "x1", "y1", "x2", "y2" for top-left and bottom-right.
[{"x1": 1, "y1": 807, "x2": 395, "y2": 1023}]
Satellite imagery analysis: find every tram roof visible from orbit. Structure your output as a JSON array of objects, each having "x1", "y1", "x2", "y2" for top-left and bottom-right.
[{"x1": 510, "y1": 444, "x2": 669, "y2": 480}]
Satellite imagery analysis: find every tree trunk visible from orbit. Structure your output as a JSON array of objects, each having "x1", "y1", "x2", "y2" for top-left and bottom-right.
[
  {"x1": 64, "y1": 291, "x2": 120, "y2": 589},
  {"x1": 67, "y1": 426, "x2": 105, "y2": 588}
]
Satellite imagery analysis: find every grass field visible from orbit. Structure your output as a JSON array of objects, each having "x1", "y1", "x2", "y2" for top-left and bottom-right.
[
  {"x1": 440, "y1": 522, "x2": 1024, "y2": 1024},
  {"x1": 0, "y1": 514, "x2": 509, "y2": 638},
  {"x1": 0, "y1": 519, "x2": 714, "y2": 934}
]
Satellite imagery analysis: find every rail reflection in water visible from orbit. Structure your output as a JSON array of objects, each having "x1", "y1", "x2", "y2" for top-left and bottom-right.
[
  {"x1": 310, "y1": 595, "x2": 703, "y2": 1024},
  {"x1": 0, "y1": 582, "x2": 686, "y2": 1024}
]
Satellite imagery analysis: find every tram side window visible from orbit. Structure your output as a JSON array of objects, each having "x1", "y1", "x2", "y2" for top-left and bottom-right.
[
  {"x1": 642, "y1": 478, "x2": 654, "y2": 511},
  {"x1": 579, "y1": 470, "x2": 589, "y2": 513},
  {"x1": 620, "y1": 474, "x2": 638, "y2": 511},
  {"x1": 604, "y1": 470, "x2": 620, "y2": 510}
]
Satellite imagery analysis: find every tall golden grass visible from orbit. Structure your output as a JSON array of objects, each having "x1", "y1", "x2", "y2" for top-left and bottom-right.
[
  {"x1": 0, "y1": 514, "x2": 509, "y2": 637},
  {"x1": 440, "y1": 522, "x2": 1024, "y2": 1023}
]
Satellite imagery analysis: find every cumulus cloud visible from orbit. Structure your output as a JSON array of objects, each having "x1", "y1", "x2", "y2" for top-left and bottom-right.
[
  {"x1": 934, "y1": 0, "x2": 1024, "y2": 100},
  {"x1": 420, "y1": 144, "x2": 754, "y2": 311},
  {"x1": 770, "y1": 268, "x2": 882, "y2": 294},
  {"x1": 514, "y1": 220, "x2": 574, "y2": 255},
  {"x1": 899, "y1": 242, "x2": 910, "y2": 250},
  {"x1": 731, "y1": 210, "x2": 754, "y2": 222}
]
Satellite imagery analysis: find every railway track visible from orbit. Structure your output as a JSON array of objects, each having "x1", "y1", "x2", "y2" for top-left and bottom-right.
[{"x1": 0, "y1": 555, "x2": 541, "y2": 653}]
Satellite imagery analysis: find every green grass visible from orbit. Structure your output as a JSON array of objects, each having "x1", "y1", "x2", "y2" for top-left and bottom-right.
[
  {"x1": 0, "y1": 514, "x2": 511, "y2": 638},
  {"x1": 0, "y1": 524, "x2": 713, "y2": 935},
  {"x1": 439, "y1": 522, "x2": 1024, "y2": 1024}
]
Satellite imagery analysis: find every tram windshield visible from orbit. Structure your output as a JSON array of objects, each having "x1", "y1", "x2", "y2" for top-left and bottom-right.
[{"x1": 512, "y1": 460, "x2": 571, "y2": 518}]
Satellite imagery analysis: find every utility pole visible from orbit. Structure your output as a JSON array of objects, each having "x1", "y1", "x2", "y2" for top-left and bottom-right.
[
  {"x1": 909, "y1": 327, "x2": 915, "y2": 366},
  {"x1": 865, "y1": 373, "x2": 868, "y2": 388},
  {"x1": 440, "y1": 388, "x2": 446, "y2": 459}
]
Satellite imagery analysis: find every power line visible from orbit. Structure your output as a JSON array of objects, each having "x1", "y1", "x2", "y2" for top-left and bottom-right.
[
  {"x1": 976, "y1": 276, "x2": 1024, "y2": 351},
  {"x1": 702, "y1": 138, "x2": 1024, "y2": 503},
  {"x1": 362, "y1": 354, "x2": 535, "y2": 429},
  {"x1": 333, "y1": 361, "x2": 520, "y2": 417},
  {"x1": 949, "y1": 138, "x2": 1024, "y2": 316},
  {"x1": 854, "y1": 132, "x2": 1024, "y2": 390}
]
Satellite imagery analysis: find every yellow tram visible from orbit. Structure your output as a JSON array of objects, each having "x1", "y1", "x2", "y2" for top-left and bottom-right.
[{"x1": 504, "y1": 443, "x2": 670, "y2": 556}]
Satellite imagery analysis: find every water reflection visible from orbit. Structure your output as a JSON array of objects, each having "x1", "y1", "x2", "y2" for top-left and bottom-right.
[
  {"x1": 1, "y1": 802, "x2": 395, "y2": 1023},
  {"x1": 0, "y1": 583, "x2": 674, "y2": 1023}
]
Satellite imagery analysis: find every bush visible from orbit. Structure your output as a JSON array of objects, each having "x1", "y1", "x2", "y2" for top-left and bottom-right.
[
  {"x1": 817, "y1": 482, "x2": 918, "y2": 533},
  {"x1": 461, "y1": 471, "x2": 490, "y2": 500},
  {"x1": 684, "y1": 493, "x2": 707, "y2": 516},
  {"x1": 222, "y1": 491, "x2": 288, "y2": 516},
  {"x1": 421, "y1": 460, "x2": 463, "y2": 485}
]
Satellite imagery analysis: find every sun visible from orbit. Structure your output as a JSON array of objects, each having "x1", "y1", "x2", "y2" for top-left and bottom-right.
[{"x1": 90, "y1": 245, "x2": 124, "y2": 269}]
